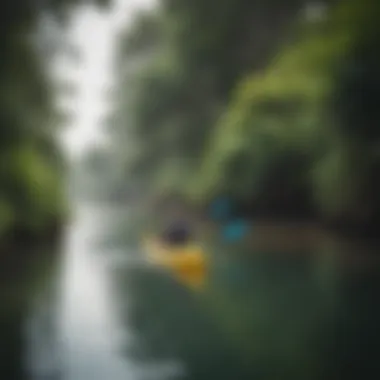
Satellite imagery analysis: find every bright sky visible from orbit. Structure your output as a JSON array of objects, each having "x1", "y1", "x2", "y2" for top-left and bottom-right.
[{"x1": 56, "y1": 0, "x2": 154, "y2": 159}]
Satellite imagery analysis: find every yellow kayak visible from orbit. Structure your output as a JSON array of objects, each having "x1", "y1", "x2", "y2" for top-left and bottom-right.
[{"x1": 143, "y1": 236, "x2": 206, "y2": 290}]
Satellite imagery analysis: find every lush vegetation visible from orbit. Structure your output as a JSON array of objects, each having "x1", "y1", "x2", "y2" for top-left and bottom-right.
[
  {"x1": 0, "y1": 0, "x2": 107, "y2": 245},
  {"x1": 104, "y1": 0, "x2": 380, "y2": 234}
]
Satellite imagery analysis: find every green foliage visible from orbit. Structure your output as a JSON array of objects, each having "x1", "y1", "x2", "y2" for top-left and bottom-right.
[
  {"x1": 122, "y1": 10, "x2": 164, "y2": 57},
  {"x1": 0, "y1": 200, "x2": 15, "y2": 236},
  {"x1": 192, "y1": 18, "x2": 339, "y2": 204},
  {"x1": 105, "y1": 0, "x2": 380, "y2": 228},
  {"x1": 312, "y1": 142, "x2": 372, "y2": 219},
  {"x1": 0, "y1": 0, "x2": 107, "y2": 242},
  {"x1": 5, "y1": 145, "x2": 64, "y2": 230},
  {"x1": 110, "y1": 0, "x2": 316, "y2": 200},
  {"x1": 192, "y1": 0, "x2": 380, "y2": 222}
]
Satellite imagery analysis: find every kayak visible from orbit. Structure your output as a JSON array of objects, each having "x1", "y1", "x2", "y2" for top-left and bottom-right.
[{"x1": 143, "y1": 236, "x2": 206, "y2": 289}]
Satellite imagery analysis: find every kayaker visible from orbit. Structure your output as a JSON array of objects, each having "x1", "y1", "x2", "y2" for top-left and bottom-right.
[{"x1": 162, "y1": 219, "x2": 192, "y2": 246}]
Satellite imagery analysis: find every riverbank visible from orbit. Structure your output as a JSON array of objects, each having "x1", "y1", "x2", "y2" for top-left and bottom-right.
[
  {"x1": 0, "y1": 217, "x2": 67, "y2": 256},
  {"x1": 145, "y1": 195, "x2": 380, "y2": 251}
]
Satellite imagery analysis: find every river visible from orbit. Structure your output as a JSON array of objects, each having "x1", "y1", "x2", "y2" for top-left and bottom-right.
[{"x1": 0, "y1": 203, "x2": 379, "y2": 380}]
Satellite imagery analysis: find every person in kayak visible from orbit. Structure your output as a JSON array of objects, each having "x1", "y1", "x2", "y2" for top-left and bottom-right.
[{"x1": 162, "y1": 219, "x2": 192, "y2": 246}]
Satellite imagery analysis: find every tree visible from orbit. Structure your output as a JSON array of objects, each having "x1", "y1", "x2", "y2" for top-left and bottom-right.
[{"x1": 0, "y1": 0, "x2": 109, "y2": 242}]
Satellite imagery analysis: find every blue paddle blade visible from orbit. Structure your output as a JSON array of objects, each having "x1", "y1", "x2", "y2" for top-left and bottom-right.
[{"x1": 222, "y1": 220, "x2": 250, "y2": 242}]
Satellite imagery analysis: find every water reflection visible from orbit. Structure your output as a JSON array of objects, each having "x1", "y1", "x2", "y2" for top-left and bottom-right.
[
  {"x1": 117, "y1": 266, "x2": 251, "y2": 380},
  {"x1": 118, "y1": 222, "x2": 380, "y2": 380},
  {"x1": 11, "y1": 205, "x2": 184, "y2": 380},
  {"x1": 26, "y1": 276, "x2": 61, "y2": 379},
  {"x1": 55, "y1": 205, "x2": 184, "y2": 380},
  {"x1": 57, "y1": 212, "x2": 128, "y2": 380},
  {"x1": 0, "y1": 246, "x2": 59, "y2": 379},
  {"x1": 0, "y1": 206, "x2": 380, "y2": 380},
  {"x1": 202, "y1": 253, "x2": 332, "y2": 379},
  {"x1": 202, "y1": 233, "x2": 380, "y2": 379}
]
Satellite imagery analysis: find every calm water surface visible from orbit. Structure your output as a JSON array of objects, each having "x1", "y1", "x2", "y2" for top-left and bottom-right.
[{"x1": 0, "y1": 203, "x2": 379, "y2": 380}]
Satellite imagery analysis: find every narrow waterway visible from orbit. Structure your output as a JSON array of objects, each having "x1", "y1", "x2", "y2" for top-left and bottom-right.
[
  {"x1": 0, "y1": 202, "x2": 380, "y2": 380},
  {"x1": 23, "y1": 204, "x2": 184, "y2": 380}
]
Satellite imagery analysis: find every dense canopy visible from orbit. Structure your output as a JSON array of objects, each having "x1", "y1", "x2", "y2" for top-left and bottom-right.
[{"x1": 93, "y1": 0, "x2": 380, "y2": 233}]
